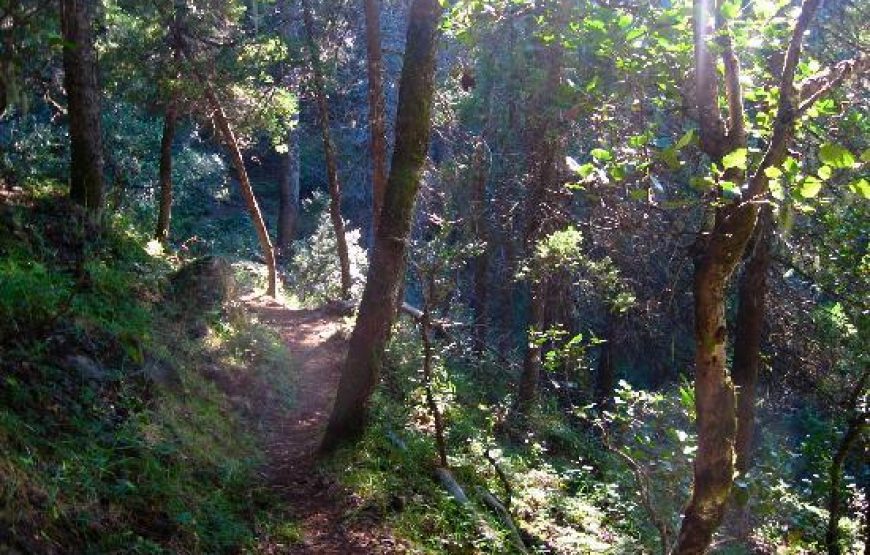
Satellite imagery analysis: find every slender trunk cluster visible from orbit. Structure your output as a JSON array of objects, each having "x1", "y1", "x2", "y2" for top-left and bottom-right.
[
  {"x1": 60, "y1": 0, "x2": 104, "y2": 220},
  {"x1": 301, "y1": 0, "x2": 352, "y2": 300},
  {"x1": 320, "y1": 0, "x2": 442, "y2": 452}
]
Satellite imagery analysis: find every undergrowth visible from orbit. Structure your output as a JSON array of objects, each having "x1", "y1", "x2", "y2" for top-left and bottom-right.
[{"x1": 0, "y1": 183, "x2": 298, "y2": 553}]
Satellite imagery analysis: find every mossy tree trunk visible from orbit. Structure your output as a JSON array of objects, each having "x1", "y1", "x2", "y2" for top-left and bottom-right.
[
  {"x1": 155, "y1": 98, "x2": 177, "y2": 242},
  {"x1": 364, "y1": 0, "x2": 388, "y2": 238},
  {"x1": 301, "y1": 0, "x2": 352, "y2": 300},
  {"x1": 60, "y1": 0, "x2": 104, "y2": 221},
  {"x1": 320, "y1": 0, "x2": 442, "y2": 452}
]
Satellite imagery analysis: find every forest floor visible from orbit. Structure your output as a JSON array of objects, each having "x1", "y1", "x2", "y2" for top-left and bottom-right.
[{"x1": 244, "y1": 297, "x2": 404, "y2": 554}]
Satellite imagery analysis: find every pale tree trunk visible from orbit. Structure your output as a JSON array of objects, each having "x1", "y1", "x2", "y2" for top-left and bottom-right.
[
  {"x1": 732, "y1": 207, "x2": 772, "y2": 474},
  {"x1": 276, "y1": 112, "x2": 300, "y2": 260},
  {"x1": 60, "y1": 0, "x2": 104, "y2": 221},
  {"x1": 301, "y1": 0, "x2": 352, "y2": 300},
  {"x1": 202, "y1": 85, "x2": 278, "y2": 297},
  {"x1": 155, "y1": 98, "x2": 177, "y2": 242},
  {"x1": 675, "y1": 1, "x2": 821, "y2": 552},
  {"x1": 364, "y1": 0, "x2": 388, "y2": 238},
  {"x1": 320, "y1": 0, "x2": 442, "y2": 452}
]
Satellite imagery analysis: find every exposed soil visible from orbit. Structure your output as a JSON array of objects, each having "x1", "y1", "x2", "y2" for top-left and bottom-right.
[{"x1": 244, "y1": 297, "x2": 403, "y2": 554}]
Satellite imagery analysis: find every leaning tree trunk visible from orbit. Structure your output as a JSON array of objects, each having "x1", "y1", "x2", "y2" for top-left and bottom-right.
[
  {"x1": 276, "y1": 112, "x2": 300, "y2": 260},
  {"x1": 155, "y1": 98, "x2": 177, "y2": 242},
  {"x1": 60, "y1": 0, "x2": 104, "y2": 220},
  {"x1": 301, "y1": 0, "x2": 352, "y2": 300},
  {"x1": 202, "y1": 86, "x2": 277, "y2": 297},
  {"x1": 364, "y1": 0, "x2": 388, "y2": 238},
  {"x1": 320, "y1": 0, "x2": 442, "y2": 452},
  {"x1": 732, "y1": 207, "x2": 772, "y2": 474}
]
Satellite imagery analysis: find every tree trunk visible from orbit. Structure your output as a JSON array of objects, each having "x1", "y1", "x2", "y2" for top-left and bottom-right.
[
  {"x1": 517, "y1": 278, "x2": 546, "y2": 415},
  {"x1": 154, "y1": 99, "x2": 177, "y2": 242},
  {"x1": 421, "y1": 272, "x2": 448, "y2": 467},
  {"x1": 203, "y1": 86, "x2": 277, "y2": 297},
  {"x1": 319, "y1": 0, "x2": 442, "y2": 452},
  {"x1": 364, "y1": 0, "x2": 388, "y2": 238},
  {"x1": 594, "y1": 314, "x2": 616, "y2": 409},
  {"x1": 732, "y1": 207, "x2": 772, "y2": 474},
  {"x1": 825, "y1": 370, "x2": 869, "y2": 555},
  {"x1": 60, "y1": 0, "x2": 104, "y2": 220},
  {"x1": 470, "y1": 137, "x2": 491, "y2": 356},
  {"x1": 301, "y1": 0, "x2": 352, "y2": 300},
  {"x1": 276, "y1": 112, "x2": 300, "y2": 260}
]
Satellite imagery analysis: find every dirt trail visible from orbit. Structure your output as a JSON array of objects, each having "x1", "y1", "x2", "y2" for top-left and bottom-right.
[{"x1": 245, "y1": 297, "x2": 401, "y2": 554}]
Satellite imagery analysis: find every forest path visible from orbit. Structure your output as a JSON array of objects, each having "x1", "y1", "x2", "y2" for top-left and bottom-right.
[{"x1": 244, "y1": 297, "x2": 400, "y2": 554}]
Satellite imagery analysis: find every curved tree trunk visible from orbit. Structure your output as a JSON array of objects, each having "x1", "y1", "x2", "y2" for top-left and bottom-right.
[
  {"x1": 364, "y1": 0, "x2": 388, "y2": 238},
  {"x1": 60, "y1": 0, "x2": 104, "y2": 221},
  {"x1": 675, "y1": 1, "x2": 821, "y2": 552},
  {"x1": 155, "y1": 99, "x2": 178, "y2": 242},
  {"x1": 732, "y1": 207, "x2": 772, "y2": 474},
  {"x1": 320, "y1": 0, "x2": 442, "y2": 452},
  {"x1": 301, "y1": 0, "x2": 352, "y2": 300},
  {"x1": 276, "y1": 112, "x2": 300, "y2": 260},
  {"x1": 203, "y1": 86, "x2": 277, "y2": 297}
]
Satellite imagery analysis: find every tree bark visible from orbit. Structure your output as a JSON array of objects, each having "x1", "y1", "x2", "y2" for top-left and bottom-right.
[
  {"x1": 364, "y1": 0, "x2": 388, "y2": 238},
  {"x1": 60, "y1": 0, "x2": 104, "y2": 220},
  {"x1": 517, "y1": 278, "x2": 546, "y2": 415},
  {"x1": 732, "y1": 207, "x2": 772, "y2": 474},
  {"x1": 675, "y1": 2, "x2": 821, "y2": 552},
  {"x1": 470, "y1": 137, "x2": 491, "y2": 356},
  {"x1": 319, "y1": 0, "x2": 442, "y2": 452},
  {"x1": 203, "y1": 85, "x2": 278, "y2": 297},
  {"x1": 594, "y1": 314, "x2": 617, "y2": 409},
  {"x1": 825, "y1": 370, "x2": 868, "y2": 555},
  {"x1": 276, "y1": 112, "x2": 300, "y2": 260},
  {"x1": 154, "y1": 99, "x2": 177, "y2": 242},
  {"x1": 301, "y1": 0, "x2": 352, "y2": 300}
]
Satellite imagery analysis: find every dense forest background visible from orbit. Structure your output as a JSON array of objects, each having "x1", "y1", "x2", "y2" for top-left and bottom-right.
[{"x1": 0, "y1": 0, "x2": 868, "y2": 553}]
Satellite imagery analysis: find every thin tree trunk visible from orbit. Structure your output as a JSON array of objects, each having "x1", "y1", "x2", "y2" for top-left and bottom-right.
[
  {"x1": 470, "y1": 137, "x2": 491, "y2": 356},
  {"x1": 825, "y1": 370, "x2": 869, "y2": 555},
  {"x1": 60, "y1": 0, "x2": 104, "y2": 220},
  {"x1": 276, "y1": 112, "x2": 300, "y2": 259},
  {"x1": 155, "y1": 98, "x2": 178, "y2": 242},
  {"x1": 301, "y1": 0, "x2": 352, "y2": 300},
  {"x1": 203, "y1": 85, "x2": 277, "y2": 297},
  {"x1": 594, "y1": 314, "x2": 616, "y2": 409},
  {"x1": 517, "y1": 278, "x2": 546, "y2": 415},
  {"x1": 421, "y1": 272, "x2": 448, "y2": 467},
  {"x1": 320, "y1": 0, "x2": 442, "y2": 452},
  {"x1": 732, "y1": 207, "x2": 772, "y2": 474},
  {"x1": 364, "y1": 0, "x2": 388, "y2": 238}
]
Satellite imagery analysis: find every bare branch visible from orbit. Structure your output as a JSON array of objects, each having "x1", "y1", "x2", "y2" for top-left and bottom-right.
[{"x1": 797, "y1": 55, "x2": 870, "y2": 116}]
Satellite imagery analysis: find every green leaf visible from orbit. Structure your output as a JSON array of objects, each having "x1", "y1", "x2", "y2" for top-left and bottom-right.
[
  {"x1": 720, "y1": 180, "x2": 741, "y2": 197},
  {"x1": 817, "y1": 165, "x2": 832, "y2": 180},
  {"x1": 590, "y1": 148, "x2": 613, "y2": 161},
  {"x1": 763, "y1": 166, "x2": 782, "y2": 179},
  {"x1": 720, "y1": 0, "x2": 741, "y2": 19},
  {"x1": 860, "y1": 148, "x2": 870, "y2": 164},
  {"x1": 578, "y1": 163, "x2": 595, "y2": 178},
  {"x1": 799, "y1": 176, "x2": 823, "y2": 198},
  {"x1": 675, "y1": 129, "x2": 695, "y2": 150},
  {"x1": 848, "y1": 178, "x2": 870, "y2": 199},
  {"x1": 819, "y1": 143, "x2": 856, "y2": 169},
  {"x1": 722, "y1": 148, "x2": 748, "y2": 170}
]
